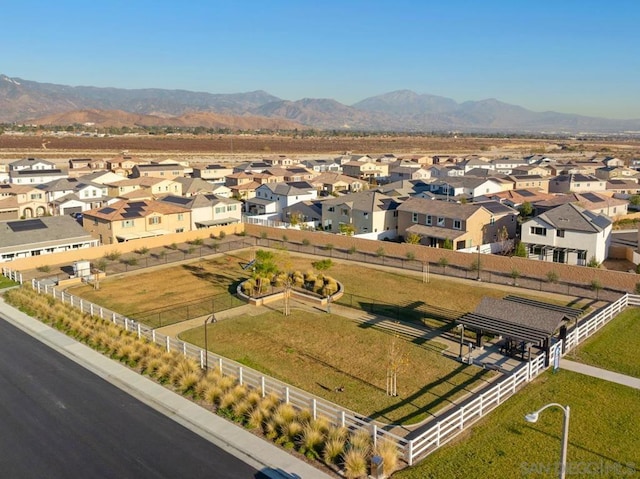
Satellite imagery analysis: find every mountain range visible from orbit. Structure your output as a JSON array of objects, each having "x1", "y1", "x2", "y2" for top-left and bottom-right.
[{"x1": 2, "y1": 74, "x2": 640, "y2": 134}]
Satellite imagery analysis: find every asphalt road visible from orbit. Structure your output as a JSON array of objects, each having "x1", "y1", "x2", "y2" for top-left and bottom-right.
[{"x1": 0, "y1": 317, "x2": 269, "y2": 479}]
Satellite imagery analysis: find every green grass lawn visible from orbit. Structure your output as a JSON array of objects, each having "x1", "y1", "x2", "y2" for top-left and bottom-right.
[
  {"x1": 179, "y1": 309, "x2": 495, "y2": 425},
  {"x1": 0, "y1": 276, "x2": 19, "y2": 289},
  {"x1": 566, "y1": 307, "x2": 640, "y2": 378},
  {"x1": 395, "y1": 370, "x2": 640, "y2": 479}
]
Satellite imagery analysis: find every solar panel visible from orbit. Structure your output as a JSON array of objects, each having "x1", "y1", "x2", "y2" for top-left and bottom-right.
[
  {"x1": 581, "y1": 192, "x2": 604, "y2": 203},
  {"x1": 121, "y1": 211, "x2": 141, "y2": 218},
  {"x1": 162, "y1": 196, "x2": 192, "y2": 206},
  {"x1": 128, "y1": 201, "x2": 147, "y2": 208},
  {"x1": 7, "y1": 219, "x2": 47, "y2": 232},
  {"x1": 518, "y1": 190, "x2": 535, "y2": 197},
  {"x1": 99, "y1": 207, "x2": 116, "y2": 214}
]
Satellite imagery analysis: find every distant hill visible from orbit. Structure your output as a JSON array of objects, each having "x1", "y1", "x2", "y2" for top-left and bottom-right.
[
  {"x1": 30, "y1": 109, "x2": 304, "y2": 130},
  {"x1": 2, "y1": 74, "x2": 640, "y2": 134}
]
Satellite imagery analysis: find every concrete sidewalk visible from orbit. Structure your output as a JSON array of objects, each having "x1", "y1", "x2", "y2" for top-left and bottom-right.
[
  {"x1": 0, "y1": 297, "x2": 334, "y2": 479},
  {"x1": 560, "y1": 359, "x2": 640, "y2": 390}
]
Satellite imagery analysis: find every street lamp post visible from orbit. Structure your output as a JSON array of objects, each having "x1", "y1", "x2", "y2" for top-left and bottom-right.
[
  {"x1": 525, "y1": 403, "x2": 570, "y2": 479},
  {"x1": 457, "y1": 324, "x2": 465, "y2": 359},
  {"x1": 203, "y1": 303, "x2": 216, "y2": 371}
]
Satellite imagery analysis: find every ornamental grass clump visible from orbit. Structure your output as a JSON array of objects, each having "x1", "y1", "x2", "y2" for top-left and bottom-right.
[
  {"x1": 342, "y1": 448, "x2": 368, "y2": 479},
  {"x1": 375, "y1": 439, "x2": 401, "y2": 476},
  {"x1": 348, "y1": 428, "x2": 372, "y2": 455},
  {"x1": 298, "y1": 423, "x2": 325, "y2": 459}
]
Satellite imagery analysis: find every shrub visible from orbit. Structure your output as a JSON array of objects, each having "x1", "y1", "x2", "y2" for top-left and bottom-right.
[
  {"x1": 375, "y1": 247, "x2": 386, "y2": 258},
  {"x1": 246, "y1": 407, "x2": 266, "y2": 430},
  {"x1": 218, "y1": 230, "x2": 226, "y2": 239},
  {"x1": 347, "y1": 245, "x2": 357, "y2": 255},
  {"x1": 104, "y1": 250, "x2": 121, "y2": 261},
  {"x1": 587, "y1": 256, "x2": 600, "y2": 268},
  {"x1": 546, "y1": 270, "x2": 559, "y2": 283},
  {"x1": 190, "y1": 238, "x2": 204, "y2": 246},
  {"x1": 349, "y1": 429, "x2": 372, "y2": 454},
  {"x1": 302, "y1": 238, "x2": 310, "y2": 246},
  {"x1": 323, "y1": 437, "x2": 346, "y2": 465},
  {"x1": 405, "y1": 251, "x2": 415, "y2": 261},
  {"x1": 178, "y1": 371, "x2": 200, "y2": 394},
  {"x1": 135, "y1": 247, "x2": 149, "y2": 255},
  {"x1": 312, "y1": 259, "x2": 333, "y2": 271},
  {"x1": 204, "y1": 385, "x2": 224, "y2": 405},
  {"x1": 36, "y1": 265, "x2": 51, "y2": 273}
]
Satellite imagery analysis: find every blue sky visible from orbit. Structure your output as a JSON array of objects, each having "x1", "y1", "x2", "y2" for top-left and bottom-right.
[{"x1": 3, "y1": 0, "x2": 639, "y2": 119}]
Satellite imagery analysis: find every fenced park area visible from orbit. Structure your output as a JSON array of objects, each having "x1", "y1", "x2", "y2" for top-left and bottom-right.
[{"x1": 4, "y1": 234, "x2": 638, "y2": 473}]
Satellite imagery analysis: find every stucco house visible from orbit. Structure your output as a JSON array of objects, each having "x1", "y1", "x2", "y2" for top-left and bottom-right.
[
  {"x1": 82, "y1": 199, "x2": 191, "y2": 244},
  {"x1": 157, "y1": 194, "x2": 242, "y2": 230},
  {"x1": 245, "y1": 182, "x2": 317, "y2": 219},
  {"x1": 321, "y1": 190, "x2": 400, "y2": 240},
  {"x1": 548, "y1": 174, "x2": 607, "y2": 194},
  {"x1": 520, "y1": 203, "x2": 612, "y2": 265},
  {"x1": 397, "y1": 197, "x2": 498, "y2": 250}
]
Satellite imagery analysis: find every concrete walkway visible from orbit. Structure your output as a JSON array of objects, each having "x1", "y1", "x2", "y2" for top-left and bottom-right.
[
  {"x1": 0, "y1": 297, "x2": 334, "y2": 479},
  {"x1": 560, "y1": 359, "x2": 640, "y2": 390}
]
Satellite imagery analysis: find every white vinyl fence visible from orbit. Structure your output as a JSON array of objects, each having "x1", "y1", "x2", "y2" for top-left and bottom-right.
[
  {"x1": 14, "y1": 272, "x2": 636, "y2": 468},
  {"x1": 28, "y1": 278, "x2": 408, "y2": 456},
  {"x1": 405, "y1": 293, "x2": 632, "y2": 465}
]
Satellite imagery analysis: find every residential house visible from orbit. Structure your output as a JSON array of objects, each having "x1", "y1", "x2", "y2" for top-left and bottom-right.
[
  {"x1": 232, "y1": 161, "x2": 271, "y2": 173},
  {"x1": 310, "y1": 172, "x2": 365, "y2": 196},
  {"x1": 38, "y1": 178, "x2": 110, "y2": 216},
  {"x1": 192, "y1": 164, "x2": 234, "y2": 183},
  {"x1": 67, "y1": 158, "x2": 108, "y2": 177},
  {"x1": 425, "y1": 164, "x2": 464, "y2": 177},
  {"x1": 174, "y1": 177, "x2": 217, "y2": 197},
  {"x1": 106, "y1": 156, "x2": 138, "y2": 176},
  {"x1": 506, "y1": 175, "x2": 550, "y2": 193},
  {"x1": 79, "y1": 170, "x2": 128, "y2": 185},
  {"x1": 263, "y1": 155, "x2": 297, "y2": 167},
  {"x1": 594, "y1": 166, "x2": 639, "y2": 181},
  {"x1": 475, "y1": 188, "x2": 555, "y2": 209},
  {"x1": 459, "y1": 157, "x2": 494, "y2": 174},
  {"x1": 9, "y1": 158, "x2": 56, "y2": 172},
  {"x1": 520, "y1": 203, "x2": 612, "y2": 265},
  {"x1": 321, "y1": 191, "x2": 400, "y2": 240},
  {"x1": 82, "y1": 200, "x2": 192, "y2": 244},
  {"x1": 397, "y1": 197, "x2": 494, "y2": 250},
  {"x1": 490, "y1": 158, "x2": 527, "y2": 175},
  {"x1": 342, "y1": 160, "x2": 389, "y2": 183},
  {"x1": 534, "y1": 192, "x2": 628, "y2": 218},
  {"x1": 10, "y1": 168, "x2": 67, "y2": 185},
  {"x1": 510, "y1": 165, "x2": 552, "y2": 177},
  {"x1": 157, "y1": 195, "x2": 242, "y2": 230},
  {"x1": 606, "y1": 179, "x2": 640, "y2": 196},
  {"x1": 388, "y1": 166, "x2": 431, "y2": 183},
  {"x1": 300, "y1": 158, "x2": 342, "y2": 173},
  {"x1": 106, "y1": 177, "x2": 181, "y2": 199},
  {"x1": 376, "y1": 179, "x2": 434, "y2": 199},
  {"x1": 282, "y1": 200, "x2": 323, "y2": 229},
  {"x1": 429, "y1": 177, "x2": 510, "y2": 200},
  {"x1": 245, "y1": 182, "x2": 317, "y2": 219},
  {"x1": 0, "y1": 184, "x2": 48, "y2": 219},
  {"x1": 548, "y1": 174, "x2": 607, "y2": 194},
  {"x1": 130, "y1": 163, "x2": 185, "y2": 179},
  {"x1": 0, "y1": 216, "x2": 99, "y2": 262}
]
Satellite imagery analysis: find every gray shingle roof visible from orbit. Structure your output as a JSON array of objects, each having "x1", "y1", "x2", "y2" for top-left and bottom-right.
[{"x1": 536, "y1": 202, "x2": 612, "y2": 232}]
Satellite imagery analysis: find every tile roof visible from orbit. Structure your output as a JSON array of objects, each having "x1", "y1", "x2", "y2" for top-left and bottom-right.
[{"x1": 83, "y1": 199, "x2": 188, "y2": 220}]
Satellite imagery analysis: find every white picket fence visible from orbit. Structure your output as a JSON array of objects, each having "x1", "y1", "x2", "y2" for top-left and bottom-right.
[
  {"x1": 16, "y1": 274, "x2": 637, "y2": 468},
  {"x1": 405, "y1": 293, "x2": 634, "y2": 465},
  {"x1": 2, "y1": 267, "x2": 23, "y2": 284},
  {"x1": 28, "y1": 278, "x2": 408, "y2": 456}
]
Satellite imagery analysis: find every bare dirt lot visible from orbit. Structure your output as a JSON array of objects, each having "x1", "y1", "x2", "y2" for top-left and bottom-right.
[{"x1": 1, "y1": 134, "x2": 639, "y2": 161}]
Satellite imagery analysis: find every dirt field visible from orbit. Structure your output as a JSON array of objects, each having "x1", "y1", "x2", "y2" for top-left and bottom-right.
[{"x1": 1, "y1": 133, "x2": 639, "y2": 162}]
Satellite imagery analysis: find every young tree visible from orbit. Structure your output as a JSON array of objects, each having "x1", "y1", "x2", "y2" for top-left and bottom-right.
[
  {"x1": 405, "y1": 232, "x2": 421, "y2": 245},
  {"x1": 338, "y1": 223, "x2": 355, "y2": 236},
  {"x1": 514, "y1": 241, "x2": 527, "y2": 257},
  {"x1": 519, "y1": 201, "x2": 534, "y2": 217},
  {"x1": 443, "y1": 238, "x2": 453, "y2": 250}
]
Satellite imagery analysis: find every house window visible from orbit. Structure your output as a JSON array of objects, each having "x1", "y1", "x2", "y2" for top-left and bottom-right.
[
  {"x1": 557, "y1": 229, "x2": 565, "y2": 238},
  {"x1": 426, "y1": 215, "x2": 432, "y2": 225},
  {"x1": 328, "y1": 207, "x2": 335, "y2": 212},
  {"x1": 490, "y1": 217, "x2": 495, "y2": 225},
  {"x1": 342, "y1": 208, "x2": 349, "y2": 216},
  {"x1": 363, "y1": 212, "x2": 369, "y2": 218},
  {"x1": 437, "y1": 216, "x2": 445, "y2": 226},
  {"x1": 412, "y1": 212, "x2": 418, "y2": 223},
  {"x1": 530, "y1": 226, "x2": 546, "y2": 236},
  {"x1": 177, "y1": 213, "x2": 184, "y2": 221},
  {"x1": 453, "y1": 220, "x2": 462, "y2": 230},
  {"x1": 149, "y1": 216, "x2": 161, "y2": 225},
  {"x1": 175, "y1": 228, "x2": 184, "y2": 233},
  {"x1": 122, "y1": 220, "x2": 134, "y2": 228}
]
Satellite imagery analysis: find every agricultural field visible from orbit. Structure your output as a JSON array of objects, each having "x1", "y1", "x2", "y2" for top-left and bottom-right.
[
  {"x1": 566, "y1": 307, "x2": 640, "y2": 378},
  {"x1": 394, "y1": 370, "x2": 640, "y2": 479}
]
